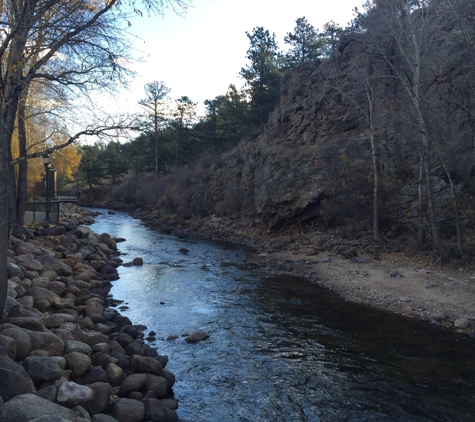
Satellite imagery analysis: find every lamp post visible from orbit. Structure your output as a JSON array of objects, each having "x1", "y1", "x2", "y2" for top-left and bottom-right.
[
  {"x1": 42, "y1": 155, "x2": 51, "y2": 222},
  {"x1": 75, "y1": 176, "x2": 80, "y2": 200}
]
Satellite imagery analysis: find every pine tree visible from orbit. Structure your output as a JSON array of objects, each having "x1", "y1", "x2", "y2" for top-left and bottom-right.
[{"x1": 284, "y1": 17, "x2": 322, "y2": 68}]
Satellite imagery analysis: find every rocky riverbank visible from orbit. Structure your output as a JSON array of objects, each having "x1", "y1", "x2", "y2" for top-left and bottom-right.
[
  {"x1": 128, "y1": 208, "x2": 475, "y2": 337},
  {"x1": 0, "y1": 203, "x2": 183, "y2": 422}
]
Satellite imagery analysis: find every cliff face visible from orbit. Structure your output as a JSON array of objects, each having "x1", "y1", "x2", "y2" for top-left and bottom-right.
[{"x1": 199, "y1": 0, "x2": 475, "y2": 232}]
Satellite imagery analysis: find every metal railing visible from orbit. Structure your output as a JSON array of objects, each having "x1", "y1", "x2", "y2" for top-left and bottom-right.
[{"x1": 24, "y1": 200, "x2": 60, "y2": 223}]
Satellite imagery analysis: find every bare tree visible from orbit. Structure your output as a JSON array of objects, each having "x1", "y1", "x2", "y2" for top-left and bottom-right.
[
  {"x1": 363, "y1": 0, "x2": 444, "y2": 254},
  {"x1": 329, "y1": 52, "x2": 385, "y2": 241},
  {"x1": 0, "y1": 0, "x2": 188, "y2": 317}
]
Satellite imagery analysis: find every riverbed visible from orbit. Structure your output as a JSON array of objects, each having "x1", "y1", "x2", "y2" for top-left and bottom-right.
[{"x1": 90, "y1": 209, "x2": 475, "y2": 422}]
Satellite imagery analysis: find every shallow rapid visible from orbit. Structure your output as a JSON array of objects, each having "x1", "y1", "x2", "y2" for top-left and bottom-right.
[{"x1": 89, "y1": 209, "x2": 475, "y2": 422}]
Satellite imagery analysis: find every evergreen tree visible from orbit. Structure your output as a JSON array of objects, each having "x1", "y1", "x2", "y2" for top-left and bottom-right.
[
  {"x1": 171, "y1": 96, "x2": 197, "y2": 167},
  {"x1": 240, "y1": 27, "x2": 282, "y2": 125},
  {"x1": 203, "y1": 85, "x2": 249, "y2": 150},
  {"x1": 138, "y1": 81, "x2": 171, "y2": 178},
  {"x1": 103, "y1": 142, "x2": 129, "y2": 183},
  {"x1": 320, "y1": 21, "x2": 345, "y2": 56},
  {"x1": 284, "y1": 17, "x2": 322, "y2": 68},
  {"x1": 78, "y1": 144, "x2": 106, "y2": 191}
]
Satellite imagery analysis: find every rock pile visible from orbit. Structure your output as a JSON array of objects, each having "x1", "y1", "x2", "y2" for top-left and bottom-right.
[{"x1": 0, "y1": 206, "x2": 181, "y2": 422}]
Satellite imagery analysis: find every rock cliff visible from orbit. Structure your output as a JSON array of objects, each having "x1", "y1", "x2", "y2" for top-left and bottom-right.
[{"x1": 199, "y1": 0, "x2": 475, "y2": 235}]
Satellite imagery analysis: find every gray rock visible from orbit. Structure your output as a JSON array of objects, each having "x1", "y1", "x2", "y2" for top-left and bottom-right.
[
  {"x1": 0, "y1": 327, "x2": 31, "y2": 360},
  {"x1": 92, "y1": 415, "x2": 120, "y2": 422},
  {"x1": 0, "y1": 368, "x2": 35, "y2": 402},
  {"x1": 116, "y1": 333, "x2": 135, "y2": 348},
  {"x1": 454, "y1": 318, "x2": 470, "y2": 329},
  {"x1": 92, "y1": 413, "x2": 119, "y2": 422},
  {"x1": 83, "y1": 382, "x2": 112, "y2": 415},
  {"x1": 160, "y1": 399, "x2": 178, "y2": 410},
  {"x1": 185, "y1": 330, "x2": 209, "y2": 343},
  {"x1": 0, "y1": 334, "x2": 16, "y2": 359},
  {"x1": 1, "y1": 393, "x2": 91, "y2": 422},
  {"x1": 22, "y1": 356, "x2": 63, "y2": 381},
  {"x1": 433, "y1": 313, "x2": 446, "y2": 321},
  {"x1": 132, "y1": 257, "x2": 143, "y2": 266},
  {"x1": 65, "y1": 340, "x2": 93, "y2": 356},
  {"x1": 161, "y1": 369, "x2": 175, "y2": 389},
  {"x1": 118, "y1": 373, "x2": 147, "y2": 396},
  {"x1": 143, "y1": 398, "x2": 166, "y2": 422},
  {"x1": 0, "y1": 356, "x2": 31, "y2": 379},
  {"x1": 79, "y1": 365, "x2": 109, "y2": 384},
  {"x1": 57, "y1": 381, "x2": 94, "y2": 408},
  {"x1": 131, "y1": 355, "x2": 163, "y2": 375},
  {"x1": 105, "y1": 362, "x2": 125, "y2": 387},
  {"x1": 15, "y1": 255, "x2": 43, "y2": 272},
  {"x1": 5, "y1": 316, "x2": 45, "y2": 331},
  {"x1": 112, "y1": 398, "x2": 145, "y2": 422},
  {"x1": 36, "y1": 255, "x2": 73, "y2": 276},
  {"x1": 76, "y1": 330, "x2": 109, "y2": 347},
  {"x1": 27, "y1": 330, "x2": 65, "y2": 355},
  {"x1": 145, "y1": 373, "x2": 168, "y2": 398},
  {"x1": 65, "y1": 352, "x2": 92, "y2": 379},
  {"x1": 34, "y1": 385, "x2": 57, "y2": 402},
  {"x1": 125, "y1": 342, "x2": 144, "y2": 356},
  {"x1": 7, "y1": 261, "x2": 24, "y2": 278},
  {"x1": 43, "y1": 313, "x2": 77, "y2": 329}
]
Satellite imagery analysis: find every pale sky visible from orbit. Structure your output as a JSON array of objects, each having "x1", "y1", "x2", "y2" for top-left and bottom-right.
[{"x1": 107, "y1": 0, "x2": 364, "y2": 117}]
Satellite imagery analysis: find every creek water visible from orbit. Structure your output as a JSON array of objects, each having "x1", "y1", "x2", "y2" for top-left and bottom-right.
[{"x1": 89, "y1": 209, "x2": 475, "y2": 422}]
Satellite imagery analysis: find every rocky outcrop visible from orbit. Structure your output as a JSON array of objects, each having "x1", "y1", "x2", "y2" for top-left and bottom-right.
[
  {"x1": 194, "y1": 0, "x2": 475, "y2": 232},
  {"x1": 0, "y1": 208, "x2": 181, "y2": 422}
]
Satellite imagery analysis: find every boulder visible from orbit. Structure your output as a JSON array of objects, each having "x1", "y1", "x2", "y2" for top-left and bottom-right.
[
  {"x1": 454, "y1": 318, "x2": 470, "y2": 329},
  {"x1": 0, "y1": 334, "x2": 16, "y2": 359},
  {"x1": 15, "y1": 255, "x2": 43, "y2": 272},
  {"x1": 0, "y1": 368, "x2": 35, "y2": 402},
  {"x1": 145, "y1": 374, "x2": 168, "y2": 398},
  {"x1": 76, "y1": 330, "x2": 109, "y2": 347},
  {"x1": 5, "y1": 316, "x2": 45, "y2": 331},
  {"x1": 142, "y1": 398, "x2": 178, "y2": 422},
  {"x1": 65, "y1": 340, "x2": 93, "y2": 356},
  {"x1": 22, "y1": 356, "x2": 63, "y2": 381},
  {"x1": 105, "y1": 362, "x2": 125, "y2": 387},
  {"x1": 92, "y1": 415, "x2": 120, "y2": 422},
  {"x1": 43, "y1": 313, "x2": 77, "y2": 329},
  {"x1": 1, "y1": 393, "x2": 91, "y2": 422},
  {"x1": 34, "y1": 385, "x2": 57, "y2": 402},
  {"x1": 185, "y1": 330, "x2": 209, "y2": 343},
  {"x1": 83, "y1": 382, "x2": 111, "y2": 415},
  {"x1": 112, "y1": 398, "x2": 145, "y2": 422},
  {"x1": 37, "y1": 255, "x2": 73, "y2": 276},
  {"x1": 118, "y1": 373, "x2": 147, "y2": 396},
  {"x1": 161, "y1": 369, "x2": 175, "y2": 389},
  {"x1": 79, "y1": 365, "x2": 109, "y2": 384},
  {"x1": 132, "y1": 258, "x2": 143, "y2": 266},
  {"x1": 27, "y1": 330, "x2": 65, "y2": 356},
  {"x1": 131, "y1": 355, "x2": 163, "y2": 376},
  {"x1": 7, "y1": 261, "x2": 24, "y2": 278},
  {"x1": 57, "y1": 381, "x2": 94, "y2": 408},
  {"x1": 65, "y1": 352, "x2": 92, "y2": 379},
  {"x1": 0, "y1": 328, "x2": 31, "y2": 360}
]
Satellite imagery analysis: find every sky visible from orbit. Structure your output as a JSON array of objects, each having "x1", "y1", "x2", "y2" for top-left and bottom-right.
[{"x1": 107, "y1": 0, "x2": 365, "y2": 117}]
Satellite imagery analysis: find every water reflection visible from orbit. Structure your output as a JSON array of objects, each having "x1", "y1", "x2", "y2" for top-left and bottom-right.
[{"x1": 89, "y1": 209, "x2": 475, "y2": 422}]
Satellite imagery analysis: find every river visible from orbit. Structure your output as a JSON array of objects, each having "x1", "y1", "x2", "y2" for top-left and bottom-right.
[{"x1": 89, "y1": 209, "x2": 475, "y2": 422}]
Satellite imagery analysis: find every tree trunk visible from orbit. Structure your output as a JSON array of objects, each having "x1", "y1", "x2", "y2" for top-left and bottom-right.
[
  {"x1": 434, "y1": 144, "x2": 463, "y2": 256},
  {"x1": 15, "y1": 92, "x2": 29, "y2": 232},
  {"x1": 154, "y1": 114, "x2": 159, "y2": 179},
  {"x1": 418, "y1": 151, "x2": 424, "y2": 243},
  {"x1": 0, "y1": 134, "x2": 10, "y2": 320}
]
